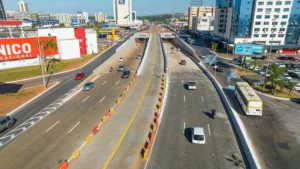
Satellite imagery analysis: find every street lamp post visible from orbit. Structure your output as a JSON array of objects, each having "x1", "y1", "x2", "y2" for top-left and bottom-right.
[
  {"x1": 37, "y1": 29, "x2": 46, "y2": 88},
  {"x1": 262, "y1": 19, "x2": 276, "y2": 91}
]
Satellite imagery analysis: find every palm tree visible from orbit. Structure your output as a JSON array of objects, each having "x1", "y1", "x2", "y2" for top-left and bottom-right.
[
  {"x1": 287, "y1": 81, "x2": 297, "y2": 95},
  {"x1": 59, "y1": 23, "x2": 65, "y2": 28},
  {"x1": 249, "y1": 60, "x2": 258, "y2": 70},
  {"x1": 276, "y1": 79, "x2": 285, "y2": 93},
  {"x1": 47, "y1": 58, "x2": 61, "y2": 73},
  {"x1": 267, "y1": 64, "x2": 285, "y2": 90}
]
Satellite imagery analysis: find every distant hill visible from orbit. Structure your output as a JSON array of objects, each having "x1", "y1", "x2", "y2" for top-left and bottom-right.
[{"x1": 138, "y1": 13, "x2": 184, "y2": 22}]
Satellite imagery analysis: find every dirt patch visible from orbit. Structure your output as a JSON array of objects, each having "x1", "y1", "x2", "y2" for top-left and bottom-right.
[{"x1": 0, "y1": 83, "x2": 56, "y2": 116}]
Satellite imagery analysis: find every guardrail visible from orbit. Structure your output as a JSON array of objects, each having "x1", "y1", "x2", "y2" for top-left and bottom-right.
[
  {"x1": 173, "y1": 36, "x2": 260, "y2": 169},
  {"x1": 159, "y1": 34, "x2": 168, "y2": 73}
]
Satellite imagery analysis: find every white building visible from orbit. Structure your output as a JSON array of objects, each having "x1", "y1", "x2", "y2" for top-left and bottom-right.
[
  {"x1": 51, "y1": 13, "x2": 75, "y2": 27},
  {"x1": 18, "y1": 1, "x2": 28, "y2": 12},
  {"x1": 95, "y1": 12, "x2": 107, "y2": 23},
  {"x1": 192, "y1": 13, "x2": 214, "y2": 32},
  {"x1": 188, "y1": 6, "x2": 215, "y2": 29},
  {"x1": 82, "y1": 12, "x2": 89, "y2": 24},
  {"x1": 85, "y1": 29, "x2": 98, "y2": 54},
  {"x1": 38, "y1": 28, "x2": 80, "y2": 60},
  {"x1": 113, "y1": 0, "x2": 132, "y2": 25}
]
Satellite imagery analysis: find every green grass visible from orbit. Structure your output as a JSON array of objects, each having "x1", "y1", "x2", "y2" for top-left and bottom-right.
[
  {"x1": 254, "y1": 85, "x2": 299, "y2": 99},
  {"x1": 0, "y1": 45, "x2": 111, "y2": 82}
]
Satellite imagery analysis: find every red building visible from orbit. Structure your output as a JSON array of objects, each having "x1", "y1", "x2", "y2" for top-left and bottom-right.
[{"x1": 74, "y1": 28, "x2": 87, "y2": 56}]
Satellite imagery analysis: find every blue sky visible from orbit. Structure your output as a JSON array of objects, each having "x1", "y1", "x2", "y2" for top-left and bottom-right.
[{"x1": 4, "y1": 0, "x2": 215, "y2": 16}]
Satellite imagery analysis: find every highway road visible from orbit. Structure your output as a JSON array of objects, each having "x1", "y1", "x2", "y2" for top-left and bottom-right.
[
  {"x1": 0, "y1": 40, "x2": 145, "y2": 169},
  {"x1": 0, "y1": 32, "x2": 135, "y2": 138},
  {"x1": 179, "y1": 34, "x2": 300, "y2": 169},
  {"x1": 68, "y1": 26, "x2": 163, "y2": 169},
  {"x1": 146, "y1": 42, "x2": 244, "y2": 169}
]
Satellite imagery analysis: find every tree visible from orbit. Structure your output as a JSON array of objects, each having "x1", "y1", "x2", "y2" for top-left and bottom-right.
[
  {"x1": 287, "y1": 81, "x2": 297, "y2": 95},
  {"x1": 32, "y1": 24, "x2": 37, "y2": 30},
  {"x1": 59, "y1": 23, "x2": 65, "y2": 28},
  {"x1": 47, "y1": 58, "x2": 61, "y2": 73},
  {"x1": 267, "y1": 64, "x2": 285, "y2": 94},
  {"x1": 277, "y1": 79, "x2": 285, "y2": 92},
  {"x1": 249, "y1": 60, "x2": 258, "y2": 70},
  {"x1": 212, "y1": 42, "x2": 218, "y2": 52}
]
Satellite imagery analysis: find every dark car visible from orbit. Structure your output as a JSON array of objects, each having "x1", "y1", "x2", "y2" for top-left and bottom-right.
[
  {"x1": 121, "y1": 70, "x2": 131, "y2": 78},
  {"x1": 277, "y1": 56, "x2": 288, "y2": 60},
  {"x1": 75, "y1": 72, "x2": 84, "y2": 80},
  {"x1": 288, "y1": 72, "x2": 300, "y2": 78},
  {"x1": 287, "y1": 57, "x2": 296, "y2": 61},
  {"x1": 117, "y1": 64, "x2": 125, "y2": 71},
  {"x1": 82, "y1": 82, "x2": 94, "y2": 91},
  {"x1": 0, "y1": 116, "x2": 14, "y2": 132}
]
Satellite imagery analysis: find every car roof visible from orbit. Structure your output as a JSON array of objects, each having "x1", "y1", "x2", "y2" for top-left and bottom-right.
[{"x1": 193, "y1": 127, "x2": 204, "y2": 135}]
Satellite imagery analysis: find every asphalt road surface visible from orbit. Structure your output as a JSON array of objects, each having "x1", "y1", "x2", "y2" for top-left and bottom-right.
[
  {"x1": 0, "y1": 41, "x2": 145, "y2": 169},
  {"x1": 146, "y1": 42, "x2": 244, "y2": 169},
  {"x1": 183, "y1": 36, "x2": 300, "y2": 169},
  {"x1": 0, "y1": 33, "x2": 134, "y2": 138}
]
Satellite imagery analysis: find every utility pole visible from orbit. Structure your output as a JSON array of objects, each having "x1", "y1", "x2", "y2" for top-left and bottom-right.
[{"x1": 37, "y1": 30, "x2": 46, "y2": 88}]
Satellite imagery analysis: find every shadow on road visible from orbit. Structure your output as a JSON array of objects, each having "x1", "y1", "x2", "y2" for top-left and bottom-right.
[
  {"x1": 0, "y1": 83, "x2": 23, "y2": 95},
  {"x1": 184, "y1": 128, "x2": 193, "y2": 143},
  {"x1": 203, "y1": 111, "x2": 214, "y2": 119}
]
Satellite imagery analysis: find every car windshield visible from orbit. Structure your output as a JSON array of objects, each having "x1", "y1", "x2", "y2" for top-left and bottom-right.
[
  {"x1": 194, "y1": 135, "x2": 204, "y2": 141},
  {"x1": 188, "y1": 82, "x2": 196, "y2": 86},
  {"x1": 85, "y1": 83, "x2": 92, "y2": 86},
  {"x1": 76, "y1": 74, "x2": 81, "y2": 76}
]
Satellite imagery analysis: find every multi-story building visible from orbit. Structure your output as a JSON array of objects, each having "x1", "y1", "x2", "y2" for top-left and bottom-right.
[
  {"x1": 18, "y1": 1, "x2": 29, "y2": 12},
  {"x1": 82, "y1": 12, "x2": 89, "y2": 24},
  {"x1": 192, "y1": 13, "x2": 214, "y2": 32},
  {"x1": 32, "y1": 12, "x2": 56, "y2": 21},
  {"x1": 214, "y1": 0, "x2": 300, "y2": 46},
  {"x1": 0, "y1": 0, "x2": 6, "y2": 20},
  {"x1": 95, "y1": 12, "x2": 107, "y2": 23},
  {"x1": 113, "y1": 0, "x2": 132, "y2": 25},
  {"x1": 188, "y1": 6, "x2": 215, "y2": 29},
  {"x1": 8, "y1": 11, "x2": 31, "y2": 20},
  {"x1": 132, "y1": 11, "x2": 137, "y2": 21},
  {"x1": 51, "y1": 13, "x2": 75, "y2": 27}
]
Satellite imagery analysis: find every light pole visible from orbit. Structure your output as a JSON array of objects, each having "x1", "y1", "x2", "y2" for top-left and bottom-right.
[
  {"x1": 37, "y1": 29, "x2": 46, "y2": 88},
  {"x1": 263, "y1": 19, "x2": 276, "y2": 91}
]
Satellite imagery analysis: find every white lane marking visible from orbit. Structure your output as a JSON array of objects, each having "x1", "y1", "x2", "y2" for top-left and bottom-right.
[
  {"x1": 207, "y1": 124, "x2": 211, "y2": 136},
  {"x1": 183, "y1": 122, "x2": 185, "y2": 134},
  {"x1": 82, "y1": 96, "x2": 90, "y2": 103},
  {"x1": 67, "y1": 122, "x2": 80, "y2": 134},
  {"x1": 202, "y1": 96, "x2": 204, "y2": 102},
  {"x1": 196, "y1": 80, "x2": 198, "y2": 84},
  {"x1": 102, "y1": 80, "x2": 107, "y2": 86},
  {"x1": 182, "y1": 80, "x2": 184, "y2": 84},
  {"x1": 116, "y1": 80, "x2": 120, "y2": 85},
  {"x1": 99, "y1": 96, "x2": 106, "y2": 103},
  {"x1": 184, "y1": 95, "x2": 186, "y2": 102},
  {"x1": 45, "y1": 121, "x2": 60, "y2": 133}
]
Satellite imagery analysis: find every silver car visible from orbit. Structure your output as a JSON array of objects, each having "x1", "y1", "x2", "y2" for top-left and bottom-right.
[
  {"x1": 83, "y1": 82, "x2": 94, "y2": 91},
  {"x1": 0, "y1": 116, "x2": 14, "y2": 132}
]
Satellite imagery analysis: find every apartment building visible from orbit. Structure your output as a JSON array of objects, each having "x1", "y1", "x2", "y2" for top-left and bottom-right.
[{"x1": 188, "y1": 6, "x2": 215, "y2": 29}]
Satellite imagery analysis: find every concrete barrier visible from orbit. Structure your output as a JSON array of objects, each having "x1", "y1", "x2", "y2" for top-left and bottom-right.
[
  {"x1": 72, "y1": 149, "x2": 80, "y2": 160},
  {"x1": 93, "y1": 125, "x2": 100, "y2": 135},
  {"x1": 173, "y1": 36, "x2": 260, "y2": 169},
  {"x1": 137, "y1": 34, "x2": 152, "y2": 75}
]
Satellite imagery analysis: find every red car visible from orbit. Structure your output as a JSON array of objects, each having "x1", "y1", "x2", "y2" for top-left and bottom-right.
[
  {"x1": 75, "y1": 72, "x2": 84, "y2": 80},
  {"x1": 287, "y1": 57, "x2": 296, "y2": 61}
]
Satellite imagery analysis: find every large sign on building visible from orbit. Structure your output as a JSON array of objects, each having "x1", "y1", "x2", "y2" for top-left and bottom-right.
[
  {"x1": 234, "y1": 44, "x2": 264, "y2": 57},
  {"x1": 0, "y1": 37, "x2": 59, "y2": 61}
]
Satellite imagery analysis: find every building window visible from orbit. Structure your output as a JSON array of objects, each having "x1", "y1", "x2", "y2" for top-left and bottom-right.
[
  {"x1": 258, "y1": 2, "x2": 264, "y2": 5},
  {"x1": 265, "y1": 15, "x2": 270, "y2": 19},
  {"x1": 262, "y1": 34, "x2": 268, "y2": 37},
  {"x1": 282, "y1": 15, "x2": 288, "y2": 19},
  {"x1": 254, "y1": 28, "x2": 260, "y2": 31},
  {"x1": 279, "y1": 28, "x2": 285, "y2": 31},
  {"x1": 271, "y1": 28, "x2": 277, "y2": 32},
  {"x1": 263, "y1": 28, "x2": 269, "y2": 32},
  {"x1": 266, "y1": 8, "x2": 272, "y2": 12},
  {"x1": 270, "y1": 34, "x2": 276, "y2": 37},
  {"x1": 275, "y1": 8, "x2": 280, "y2": 12},
  {"x1": 274, "y1": 15, "x2": 279, "y2": 19},
  {"x1": 278, "y1": 34, "x2": 285, "y2": 37},
  {"x1": 272, "y1": 21, "x2": 278, "y2": 25},
  {"x1": 264, "y1": 22, "x2": 269, "y2": 25},
  {"x1": 285, "y1": 1, "x2": 291, "y2": 5},
  {"x1": 256, "y1": 15, "x2": 262, "y2": 19},
  {"x1": 255, "y1": 21, "x2": 261, "y2": 25},
  {"x1": 257, "y1": 8, "x2": 263, "y2": 12},
  {"x1": 254, "y1": 34, "x2": 259, "y2": 37},
  {"x1": 276, "y1": 1, "x2": 282, "y2": 5},
  {"x1": 267, "y1": 2, "x2": 273, "y2": 5},
  {"x1": 284, "y1": 8, "x2": 290, "y2": 12},
  {"x1": 281, "y1": 21, "x2": 287, "y2": 25}
]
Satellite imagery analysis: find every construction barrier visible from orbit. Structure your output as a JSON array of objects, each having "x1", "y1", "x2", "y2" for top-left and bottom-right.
[
  {"x1": 121, "y1": 93, "x2": 125, "y2": 98},
  {"x1": 102, "y1": 116, "x2": 108, "y2": 124},
  {"x1": 152, "y1": 124, "x2": 157, "y2": 132},
  {"x1": 93, "y1": 125, "x2": 100, "y2": 135},
  {"x1": 58, "y1": 160, "x2": 69, "y2": 169},
  {"x1": 155, "y1": 112, "x2": 160, "y2": 119},
  {"x1": 72, "y1": 149, "x2": 80, "y2": 160},
  {"x1": 134, "y1": 74, "x2": 137, "y2": 80},
  {"x1": 86, "y1": 134, "x2": 92, "y2": 144},
  {"x1": 105, "y1": 112, "x2": 111, "y2": 118},
  {"x1": 129, "y1": 81, "x2": 133, "y2": 86},
  {"x1": 125, "y1": 87, "x2": 129, "y2": 92},
  {"x1": 109, "y1": 107, "x2": 114, "y2": 114},
  {"x1": 150, "y1": 133, "x2": 155, "y2": 142},
  {"x1": 116, "y1": 98, "x2": 121, "y2": 104},
  {"x1": 155, "y1": 119, "x2": 159, "y2": 126}
]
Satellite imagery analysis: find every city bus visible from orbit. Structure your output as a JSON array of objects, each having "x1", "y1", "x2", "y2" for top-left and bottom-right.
[{"x1": 235, "y1": 82, "x2": 263, "y2": 116}]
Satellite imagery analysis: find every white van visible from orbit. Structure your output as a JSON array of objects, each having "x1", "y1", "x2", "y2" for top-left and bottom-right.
[{"x1": 192, "y1": 127, "x2": 205, "y2": 144}]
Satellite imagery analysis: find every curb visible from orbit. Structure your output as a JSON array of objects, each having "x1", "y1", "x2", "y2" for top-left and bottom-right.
[
  {"x1": 254, "y1": 89, "x2": 291, "y2": 101},
  {"x1": 5, "y1": 43, "x2": 117, "y2": 84},
  {"x1": 6, "y1": 82, "x2": 60, "y2": 116}
]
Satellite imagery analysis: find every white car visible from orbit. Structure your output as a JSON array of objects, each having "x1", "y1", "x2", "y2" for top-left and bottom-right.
[
  {"x1": 294, "y1": 83, "x2": 300, "y2": 91},
  {"x1": 192, "y1": 127, "x2": 205, "y2": 144},
  {"x1": 118, "y1": 58, "x2": 124, "y2": 62},
  {"x1": 187, "y1": 81, "x2": 196, "y2": 90},
  {"x1": 282, "y1": 74, "x2": 292, "y2": 81},
  {"x1": 177, "y1": 48, "x2": 181, "y2": 51}
]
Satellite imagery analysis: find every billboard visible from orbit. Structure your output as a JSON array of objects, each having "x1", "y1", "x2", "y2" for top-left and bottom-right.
[
  {"x1": 234, "y1": 44, "x2": 264, "y2": 57},
  {"x1": 0, "y1": 37, "x2": 59, "y2": 61},
  {"x1": 72, "y1": 17, "x2": 79, "y2": 27},
  {"x1": 119, "y1": 0, "x2": 125, "y2": 4}
]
